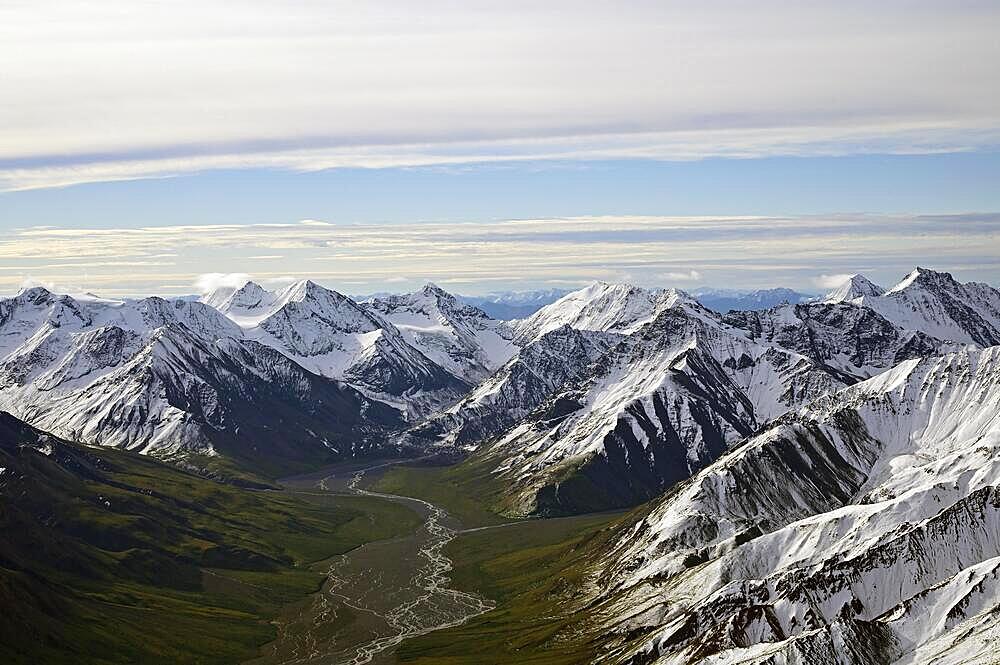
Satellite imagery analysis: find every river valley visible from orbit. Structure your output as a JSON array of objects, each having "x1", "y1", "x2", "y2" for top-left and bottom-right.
[{"x1": 247, "y1": 460, "x2": 499, "y2": 665}]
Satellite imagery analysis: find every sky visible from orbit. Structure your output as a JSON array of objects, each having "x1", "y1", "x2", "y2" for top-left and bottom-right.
[{"x1": 2, "y1": 1, "x2": 999, "y2": 295}]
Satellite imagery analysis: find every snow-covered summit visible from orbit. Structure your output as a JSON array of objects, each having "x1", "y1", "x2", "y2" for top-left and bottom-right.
[
  {"x1": 863, "y1": 267, "x2": 1000, "y2": 345},
  {"x1": 512, "y1": 281, "x2": 665, "y2": 343},
  {"x1": 212, "y1": 280, "x2": 467, "y2": 414},
  {"x1": 0, "y1": 286, "x2": 400, "y2": 468},
  {"x1": 822, "y1": 273, "x2": 884, "y2": 303},
  {"x1": 201, "y1": 280, "x2": 274, "y2": 314},
  {"x1": 365, "y1": 283, "x2": 517, "y2": 384}
]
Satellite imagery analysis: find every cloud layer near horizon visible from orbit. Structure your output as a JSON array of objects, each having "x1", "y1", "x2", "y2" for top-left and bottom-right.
[
  {"x1": 2, "y1": 215, "x2": 998, "y2": 297},
  {"x1": 3, "y1": 1, "x2": 999, "y2": 190}
]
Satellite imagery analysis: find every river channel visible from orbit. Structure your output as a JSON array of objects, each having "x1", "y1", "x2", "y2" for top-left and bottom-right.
[{"x1": 247, "y1": 459, "x2": 495, "y2": 665}]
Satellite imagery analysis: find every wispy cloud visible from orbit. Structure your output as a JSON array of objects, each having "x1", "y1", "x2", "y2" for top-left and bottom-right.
[
  {"x1": 814, "y1": 273, "x2": 855, "y2": 289},
  {"x1": 4, "y1": 123, "x2": 999, "y2": 192},
  {"x1": 662, "y1": 270, "x2": 703, "y2": 282},
  {"x1": 2, "y1": 1, "x2": 998, "y2": 190},
  {"x1": 193, "y1": 272, "x2": 251, "y2": 294}
]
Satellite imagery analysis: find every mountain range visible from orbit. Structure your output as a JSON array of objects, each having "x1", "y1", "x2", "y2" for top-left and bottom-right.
[
  {"x1": 3, "y1": 265, "x2": 1000, "y2": 662},
  {"x1": 0, "y1": 268, "x2": 991, "y2": 486}
]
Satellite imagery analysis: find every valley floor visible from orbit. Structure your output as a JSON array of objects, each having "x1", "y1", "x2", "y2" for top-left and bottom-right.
[
  {"x1": 243, "y1": 460, "x2": 626, "y2": 665},
  {"x1": 2, "y1": 438, "x2": 622, "y2": 665}
]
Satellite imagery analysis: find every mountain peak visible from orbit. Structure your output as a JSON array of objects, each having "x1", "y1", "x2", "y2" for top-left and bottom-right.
[
  {"x1": 885, "y1": 266, "x2": 957, "y2": 295},
  {"x1": 823, "y1": 274, "x2": 884, "y2": 303},
  {"x1": 281, "y1": 279, "x2": 344, "y2": 303},
  {"x1": 15, "y1": 285, "x2": 54, "y2": 302},
  {"x1": 226, "y1": 281, "x2": 269, "y2": 308},
  {"x1": 234, "y1": 280, "x2": 265, "y2": 295},
  {"x1": 419, "y1": 282, "x2": 456, "y2": 303},
  {"x1": 586, "y1": 280, "x2": 633, "y2": 294}
]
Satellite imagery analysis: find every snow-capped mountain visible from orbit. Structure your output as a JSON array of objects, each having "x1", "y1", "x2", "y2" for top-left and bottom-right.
[
  {"x1": 591, "y1": 345, "x2": 1000, "y2": 665},
  {"x1": 0, "y1": 279, "x2": 525, "y2": 472},
  {"x1": 365, "y1": 283, "x2": 518, "y2": 384},
  {"x1": 477, "y1": 291, "x2": 857, "y2": 515},
  {"x1": 466, "y1": 274, "x2": 970, "y2": 517},
  {"x1": 725, "y1": 300, "x2": 961, "y2": 382},
  {"x1": 822, "y1": 273, "x2": 885, "y2": 303},
  {"x1": 201, "y1": 279, "x2": 277, "y2": 313},
  {"x1": 860, "y1": 267, "x2": 1000, "y2": 346},
  {"x1": 205, "y1": 280, "x2": 469, "y2": 416},
  {"x1": 400, "y1": 324, "x2": 621, "y2": 449},
  {"x1": 0, "y1": 287, "x2": 402, "y2": 472},
  {"x1": 3, "y1": 266, "x2": 997, "y2": 494},
  {"x1": 512, "y1": 282, "x2": 664, "y2": 343}
]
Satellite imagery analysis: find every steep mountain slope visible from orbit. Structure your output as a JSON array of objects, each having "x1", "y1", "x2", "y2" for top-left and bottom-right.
[
  {"x1": 591, "y1": 346, "x2": 1000, "y2": 665},
  {"x1": 512, "y1": 282, "x2": 664, "y2": 343},
  {"x1": 0, "y1": 287, "x2": 402, "y2": 474},
  {"x1": 365, "y1": 283, "x2": 517, "y2": 384},
  {"x1": 476, "y1": 293, "x2": 853, "y2": 515},
  {"x1": 400, "y1": 325, "x2": 621, "y2": 448},
  {"x1": 860, "y1": 267, "x2": 1000, "y2": 346},
  {"x1": 726, "y1": 300, "x2": 960, "y2": 382},
  {"x1": 461, "y1": 275, "x2": 974, "y2": 517},
  {"x1": 208, "y1": 280, "x2": 468, "y2": 416}
]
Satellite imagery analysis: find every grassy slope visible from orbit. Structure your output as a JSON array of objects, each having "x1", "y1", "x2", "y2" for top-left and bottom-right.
[
  {"x1": 0, "y1": 425, "x2": 421, "y2": 665},
  {"x1": 371, "y1": 457, "x2": 511, "y2": 528},
  {"x1": 371, "y1": 447, "x2": 619, "y2": 520}
]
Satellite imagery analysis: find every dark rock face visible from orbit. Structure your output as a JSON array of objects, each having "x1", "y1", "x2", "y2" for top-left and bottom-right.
[
  {"x1": 151, "y1": 334, "x2": 405, "y2": 469},
  {"x1": 588, "y1": 347, "x2": 1000, "y2": 665},
  {"x1": 483, "y1": 305, "x2": 775, "y2": 516},
  {"x1": 531, "y1": 350, "x2": 756, "y2": 516},
  {"x1": 725, "y1": 302, "x2": 953, "y2": 380},
  {"x1": 464, "y1": 271, "x2": 996, "y2": 520},
  {"x1": 401, "y1": 325, "x2": 618, "y2": 447}
]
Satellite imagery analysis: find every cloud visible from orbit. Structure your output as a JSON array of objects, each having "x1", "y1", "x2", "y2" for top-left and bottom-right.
[
  {"x1": 1, "y1": 1, "x2": 999, "y2": 190},
  {"x1": 814, "y1": 273, "x2": 855, "y2": 289},
  {"x1": 661, "y1": 270, "x2": 703, "y2": 282},
  {"x1": 19, "y1": 276, "x2": 57, "y2": 292},
  {"x1": 262, "y1": 276, "x2": 297, "y2": 286},
  {"x1": 1, "y1": 214, "x2": 998, "y2": 296},
  {"x1": 3, "y1": 124, "x2": 999, "y2": 192},
  {"x1": 193, "y1": 272, "x2": 251, "y2": 294}
]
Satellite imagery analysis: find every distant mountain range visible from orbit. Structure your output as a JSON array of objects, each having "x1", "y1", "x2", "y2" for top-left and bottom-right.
[
  {"x1": 368, "y1": 285, "x2": 819, "y2": 319},
  {"x1": 693, "y1": 286, "x2": 817, "y2": 312},
  {"x1": 457, "y1": 288, "x2": 573, "y2": 319}
]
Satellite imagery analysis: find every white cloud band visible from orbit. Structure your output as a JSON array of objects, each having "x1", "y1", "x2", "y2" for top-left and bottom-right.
[
  {"x1": 1, "y1": 214, "x2": 997, "y2": 296},
  {"x1": 2, "y1": 1, "x2": 998, "y2": 190}
]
